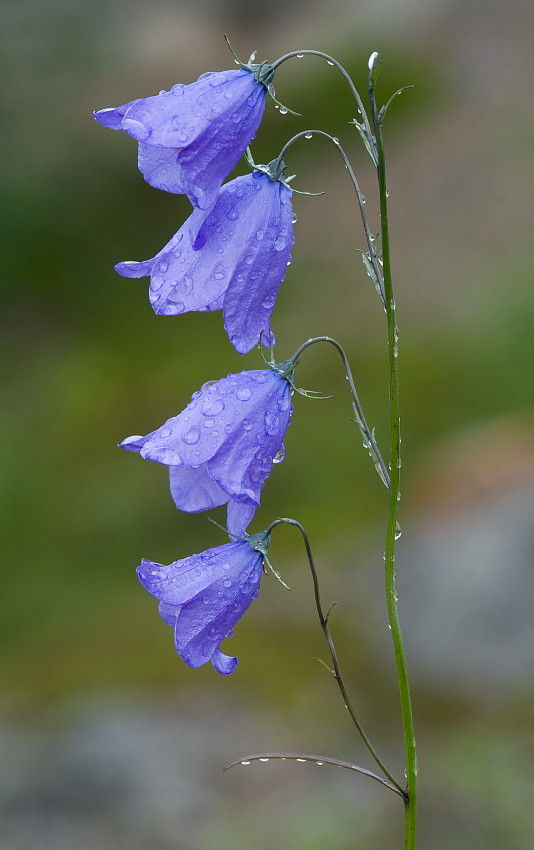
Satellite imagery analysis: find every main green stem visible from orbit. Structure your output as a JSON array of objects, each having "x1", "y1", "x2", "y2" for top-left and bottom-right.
[{"x1": 369, "y1": 74, "x2": 418, "y2": 848}]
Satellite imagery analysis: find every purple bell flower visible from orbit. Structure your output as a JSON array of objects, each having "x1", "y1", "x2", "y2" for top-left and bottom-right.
[
  {"x1": 120, "y1": 366, "x2": 293, "y2": 510},
  {"x1": 138, "y1": 528, "x2": 270, "y2": 673},
  {"x1": 94, "y1": 67, "x2": 271, "y2": 211},
  {"x1": 115, "y1": 167, "x2": 294, "y2": 355}
]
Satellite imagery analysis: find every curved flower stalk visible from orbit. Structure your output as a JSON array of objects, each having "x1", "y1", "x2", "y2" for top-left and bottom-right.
[
  {"x1": 94, "y1": 66, "x2": 273, "y2": 211},
  {"x1": 115, "y1": 165, "x2": 295, "y2": 354},
  {"x1": 120, "y1": 365, "x2": 294, "y2": 511},
  {"x1": 138, "y1": 528, "x2": 271, "y2": 674}
]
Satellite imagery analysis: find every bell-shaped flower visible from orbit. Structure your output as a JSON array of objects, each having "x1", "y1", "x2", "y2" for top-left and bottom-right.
[
  {"x1": 120, "y1": 365, "x2": 294, "y2": 511},
  {"x1": 138, "y1": 528, "x2": 271, "y2": 674},
  {"x1": 115, "y1": 166, "x2": 294, "y2": 355},
  {"x1": 94, "y1": 66, "x2": 273, "y2": 211}
]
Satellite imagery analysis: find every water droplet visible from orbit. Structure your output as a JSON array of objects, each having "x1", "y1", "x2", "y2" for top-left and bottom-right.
[
  {"x1": 395, "y1": 522, "x2": 402, "y2": 540},
  {"x1": 259, "y1": 757, "x2": 269, "y2": 762},
  {"x1": 236, "y1": 387, "x2": 252, "y2": 401},
  {"x1": 161, "y1": 427, "x2": 172, "y2": 438},
  {"x1": 202, "y1": 398, "x2": 224, "y2": 416},
  {"x1": 213, "y1": 270, "x2": 225, "y2": 280},
  {"x1": 183, "y1": 427, "x2": 200, "y2": 445},
  {"x1": 296, "y1": 758, "x2": 306, "y2": 762},
  {"x1": 273, "y1": 444, "x2": 286, "y2": 464},
  {"x1": 273, "y1": 237, "x2": 286, "y2": 251},
  {"x1": 361, "y1": 195, "x2": 366, "y2": 204},
  {"x1": 262, "y1": 295, "x2": 275, "y2": 309},
  {"x1": 327, "y1": 60, "x2": 335, "y2": 66},
  {"x1": 393, "y1": 344, "x2": 398, "y2": 358},
  {"x1": 332, "y1": 136, "x2": 340, "y2": 145},
  {"x1": 316, "y1": 761, "x2": 324, "y2": 766},
  {"x1": 244, "y1": 254, "x2": 254, "y2": 265},
  {"x1": 203, "y1": 418, "x2": 215, "y2": 428},
  {"x1": 296, "y1": 53, "x2": 304, "y2": 58},
  {"x1": 226, "y1": 209, "x2": 239, "y2": 221},
  {"x1": 279, "y1": 107, "x2": 288, "y2": 115},
  {"x1": 242, "y1": 419, "x2": 251, "y2": 431},
  {"x1": 397, "y1": 491, "x2": 401, "y2": 501},
  {"x1": 291, "y1": 212, "x2": 298, "y2": 224},
  {"x1": 151, "y1": 276, "x2": 164, "y2": 291},
  {"x1": 241, "y1": 761, "x2": 251, "y2": 766},
  {"x1": 255, "y1": 229, "x2": 264, "y2": 241},
  {"x1": 304, "y1": 132, "x2": 313, "y2": 139},
  {"x1": 264, "y1": 411, "x2": 279, "y2": 435},
  {"x1": 223, "y1": 579, "x2": 232, "y2": 588}
]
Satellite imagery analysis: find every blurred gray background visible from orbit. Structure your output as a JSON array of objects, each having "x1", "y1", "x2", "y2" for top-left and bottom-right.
[{"x1": 1, "y1": 0, "x2": 533, "y2": 847}]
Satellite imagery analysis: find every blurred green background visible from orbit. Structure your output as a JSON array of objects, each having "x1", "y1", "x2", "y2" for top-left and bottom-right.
[{"x1": 1, "y1": 0, "x2": 533, "y2": 847}]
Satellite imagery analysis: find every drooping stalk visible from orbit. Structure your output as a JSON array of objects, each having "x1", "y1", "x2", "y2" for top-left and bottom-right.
[{"x1": 368, "y1": 54, "x2": 418, "y2": 848}]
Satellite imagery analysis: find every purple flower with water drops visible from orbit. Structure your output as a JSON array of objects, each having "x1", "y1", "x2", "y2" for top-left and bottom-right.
[
  {"x1": 120, "y1": 365, "x2": 294, "y2": 511},
  {"x1": 94, "y1": 65, "x2": 273, "y2": 212},
  {"x1": 138, "y1": 528, "x2": 270, "y2": 673},
  {"x1": 115, "y1": 165, "x2": 294, "y2": 355}
]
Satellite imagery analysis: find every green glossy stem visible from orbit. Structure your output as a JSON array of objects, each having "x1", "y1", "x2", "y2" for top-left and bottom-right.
[{"x1": 369, "y1": 72, "x2": 418, "y2": 848}]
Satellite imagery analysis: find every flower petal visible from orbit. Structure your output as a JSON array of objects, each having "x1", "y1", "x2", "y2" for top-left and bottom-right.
[
  {"x1": 227, "y1": 500, "x2": 257, "y2": 538},
  {"x1": 168, "y1": 464, "x2": 228, "y2": 512},
  {"x1": 137, "y1": 540, "x2": 263, "y2": 673},
  {"x1": 107, "y1": 70, "x2": 267, "y2": 209},
  {"x1": 93, "y1": 100, "x2": 140, "y2": 130},
  {"x1": 121, "y1": 367, "x2": 293, "y2": 509}
]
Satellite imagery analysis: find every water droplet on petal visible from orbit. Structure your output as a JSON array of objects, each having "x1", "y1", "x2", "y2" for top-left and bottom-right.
[
  {"x1": 223, "y1": 579, "x2": 232, "y2": 588},
  {"x1": 273, "y1": 237, "x2": 286, "y2": 251},
  {"x1": 262, "y1": 295, "x2": 275, "y2": 309},
  {"x1": 236, "y1": 387, "x2": 252, "y2": 401},
  {"x1": 291, "y1": 212, "x2": 298, "y2": 223},
  {"x1": 202, "y1": 398, "x2": 224, "y2": 416},
  {"x1": 183, "y1": 427, "x2": 200, "y2": 445},
  {"x1": 264, "y1": 411, "x2": 279, "y2": 435},
  {"x1": 273, "y1": 444, "x2": 286, "y2": 464}
]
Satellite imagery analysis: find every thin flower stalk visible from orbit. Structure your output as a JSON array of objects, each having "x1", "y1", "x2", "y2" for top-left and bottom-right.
[{"x1": 368, "y1": 54, "x2": 418, "y2": 848}]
